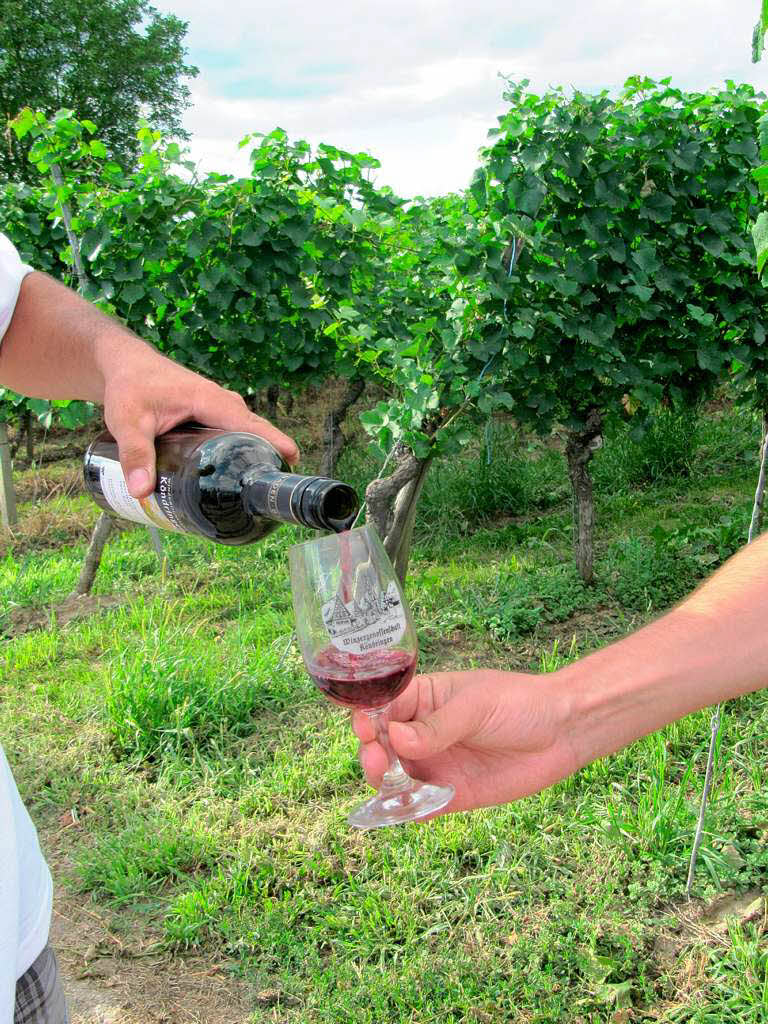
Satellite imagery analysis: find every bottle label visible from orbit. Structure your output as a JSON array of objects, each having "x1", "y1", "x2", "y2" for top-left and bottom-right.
[
  {"x1": 321, "y1": 578, "x2": 406, "y2": 655},
  {"x1": 96, "y1": 457, "x2": 181, "y2": 532}
]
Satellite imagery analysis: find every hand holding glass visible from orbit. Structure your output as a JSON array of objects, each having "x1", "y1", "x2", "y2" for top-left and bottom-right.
[{"x1": 289, "y1": 525, "x2": 454, "y2": 828}]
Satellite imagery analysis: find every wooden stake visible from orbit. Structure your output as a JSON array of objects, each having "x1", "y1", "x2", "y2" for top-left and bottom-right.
[
  {"x1": 686, "y1": 417, "x2": 768, "y2": 896},
  {"x1": 148, "y1": 525, "x2": 167, "y2": 577},
  {"x1": 748, "y1": 419, "x2": 768, "y2": 543},
  {"x1": 51, "y1": 161, "x2": 170, "y2": 581},
  {"x1": 73, "y1": 512, "x2": 114, "y2": 596},
  {"x1": 0, "y1": 421, "x2": 18, "y2": 527}
]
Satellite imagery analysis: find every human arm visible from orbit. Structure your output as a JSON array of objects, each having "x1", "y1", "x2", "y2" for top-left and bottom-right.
[
  {"x1": 353, "y1": 530, "x2": 768, "y2": 814},
  {"x1": 0, "y1": 270, "x2": 299, "y2": 496}
]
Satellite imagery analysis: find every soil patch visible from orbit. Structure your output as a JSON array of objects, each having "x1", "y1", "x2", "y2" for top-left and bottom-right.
[
  {"x1": 8, "y1": 594, "x2": 127, "y2": 635},
  {"x1": 50, "y1": 899, "x2": 252, "y2": 1024},
  {"x1": 651, "y1": 888, "x2": 766, "y2": 972},
  {"x1": 42, "y1": 829, "x2": 253, "y2": 1024}
]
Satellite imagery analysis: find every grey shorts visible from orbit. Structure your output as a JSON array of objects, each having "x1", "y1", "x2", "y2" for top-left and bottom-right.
[{"x1": 14, "y1": 945, "x2": 69, "y2": 1024}]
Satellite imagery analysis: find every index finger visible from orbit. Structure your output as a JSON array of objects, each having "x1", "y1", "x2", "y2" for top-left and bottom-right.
[
  {"x1": 239, "y1": 413, "x2": 300, "y2": 467},
  {"x1": 192, "y1": 388, "x2": 300, "y2": 466},
  {"x1": 351, "y1": 671, "x2": 463, "y2": 743}
]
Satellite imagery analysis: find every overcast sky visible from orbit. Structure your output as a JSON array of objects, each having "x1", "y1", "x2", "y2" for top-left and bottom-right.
[{"x1": 154, "y1": 0, "x2": 766, "y2": 198}]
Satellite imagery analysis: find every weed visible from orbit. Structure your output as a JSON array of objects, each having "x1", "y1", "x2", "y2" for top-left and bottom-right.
[
  {"x1": 603, "y1": 536, "x2": 700, "y2": 613},
  {"x1": 104, "y1": 601, "x2": 306, "y2": 761},
  {"x1": 668, "y1": 922, "x2": 768, "y2": 1021},
  {"x1": 75, "y1": 810, "x2": 221, "y2": 906},
  {"x1": 595, "y1": 407, "x2": 700, "y2": 489},
  {"x1": 481, "y1": 562, "x2": 600, "y2": 641},
  {"x1": 539, "y1": 636, "x2": 580, "y2": 673}
]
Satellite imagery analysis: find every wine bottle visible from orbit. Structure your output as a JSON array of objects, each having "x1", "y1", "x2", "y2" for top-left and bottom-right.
[{"x1": 83, "y1": 425, "x2": 359, "y2": 545}]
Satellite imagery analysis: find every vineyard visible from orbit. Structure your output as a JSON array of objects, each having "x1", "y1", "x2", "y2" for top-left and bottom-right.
[{"x1": 1, "y1": 72, "x2": 768, "y2": 1023}]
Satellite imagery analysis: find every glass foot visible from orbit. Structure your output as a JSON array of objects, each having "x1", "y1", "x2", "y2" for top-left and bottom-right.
[{"x1": 347, "y1": 781, "x2": 455, "y2": 829}]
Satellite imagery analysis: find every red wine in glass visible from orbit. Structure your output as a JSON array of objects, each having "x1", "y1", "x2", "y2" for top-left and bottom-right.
[
  {"x1": 289, "y1": 524, "x2": 454, "y2": 828},
  {"x1": 307, "y1": 647, "x2": 417, "y2": 709}
]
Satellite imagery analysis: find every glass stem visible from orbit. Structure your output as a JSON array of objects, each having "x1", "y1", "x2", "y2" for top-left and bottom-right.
[{"x1": 366, "y1": 705, "x2": 411, "y2": 793}]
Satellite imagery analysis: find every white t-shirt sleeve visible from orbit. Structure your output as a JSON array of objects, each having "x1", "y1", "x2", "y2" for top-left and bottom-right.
[
  {"x1": 0, "y1": 233, "x2": 34, "y2": 344},
  {"x1": 0, "y1": 744, "x2": 53, "y2": 1017}
]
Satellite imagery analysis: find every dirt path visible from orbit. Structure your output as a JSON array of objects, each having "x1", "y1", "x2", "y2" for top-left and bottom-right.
[
  {"x1": 42, "y1": 824, "x2": 255, "y2": 1024},
  {"x1": 50, "y1": 894, "x2": 253, "y2": 1024}
]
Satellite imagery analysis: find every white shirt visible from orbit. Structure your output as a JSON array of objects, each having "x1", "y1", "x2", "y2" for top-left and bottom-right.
[{"x1": 0, "y1": 234, "x2": 53, "y2": 1019}]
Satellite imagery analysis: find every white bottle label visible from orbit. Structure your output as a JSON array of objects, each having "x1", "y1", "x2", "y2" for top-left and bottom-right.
[
  {"x1": 321, "y1": 578, "x2": 406, "y2": 655},
  {"x1": 97, "y1": 458, "x2": 180, "y2": 531}
]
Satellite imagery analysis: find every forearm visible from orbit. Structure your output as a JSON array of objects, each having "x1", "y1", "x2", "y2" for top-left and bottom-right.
[
  {"x1": 558, "y1": 531, "x2": 768, "y2": 770},
  {"x1": 0, "y1": 271, "x2": 160, "y2": 399}
]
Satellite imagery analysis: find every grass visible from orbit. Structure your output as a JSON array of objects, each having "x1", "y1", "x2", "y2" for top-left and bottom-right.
[{"x1": 1, "y1": 403, "x2": 767, "y2": 1022}]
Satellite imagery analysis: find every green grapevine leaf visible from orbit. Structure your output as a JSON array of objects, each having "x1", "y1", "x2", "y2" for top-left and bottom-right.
[{"x1": 752, "y1": 211, "x2": 768, "y2": 275}]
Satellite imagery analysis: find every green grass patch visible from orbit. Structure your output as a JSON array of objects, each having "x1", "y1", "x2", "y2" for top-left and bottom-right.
[{"x1": 0, "y1": 405, "x2": 766, "y2": 1021}]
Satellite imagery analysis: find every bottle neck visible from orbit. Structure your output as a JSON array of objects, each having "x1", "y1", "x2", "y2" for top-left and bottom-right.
[{"x1": 242, "y1": 468, "x2": 358, "y2": 533}]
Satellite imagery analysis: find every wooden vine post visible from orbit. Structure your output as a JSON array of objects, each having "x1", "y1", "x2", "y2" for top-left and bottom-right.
[
  {"x1": 53, "y1": 162, "x2": 120, "y2": 596},
  {"x1": 689, "y1": 3, "x2": 768, "y2": 894},
  {"x1": 748, "y1": 414, "x2": 768, "y2": 541},
  {"x1": 685, "y1": 413, "x2": 768, "y2": 896},
  {"x1": 0, "y1": 421, "x2": 18, "y2": 527}
]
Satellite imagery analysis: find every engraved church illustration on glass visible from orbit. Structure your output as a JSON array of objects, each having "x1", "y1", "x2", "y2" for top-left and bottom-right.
[{"x1": 322, "y1": 566, "x2": 402, "y2": 640}]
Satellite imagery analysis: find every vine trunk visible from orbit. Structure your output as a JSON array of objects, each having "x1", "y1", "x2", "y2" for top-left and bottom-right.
[
  {"x1": 73, "y1": 512, "x2": 113, "y2": 596},
  {"x1": 320, "y1": 377, "x2": 365, "y2": 478},
  {"x1": 365, "y1": 444, "x2": 432, "y2": 583},
  {"x1": 565, "y1": 409, "x2": 603, "y2": 585}
]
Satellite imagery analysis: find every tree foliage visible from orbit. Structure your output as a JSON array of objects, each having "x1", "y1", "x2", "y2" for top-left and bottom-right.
[
  {"x1": 355, "y1": 79, "x2": 768, "y2": 579},
  {"x1": 1, "y1": 108, "x2": 389, "y2": 429},
  {"x1": 0, "y1": 0, "x2": 197, "y2": 182},
  {"x1": 472, "y1": 78, "x2": 764, "y2": 421},
  {"x1": 752, "y1": 1, "x2": 768, "y2": 301},
  {"x1": 2, "y1": 80, "x2": 767, "y2": 580}
]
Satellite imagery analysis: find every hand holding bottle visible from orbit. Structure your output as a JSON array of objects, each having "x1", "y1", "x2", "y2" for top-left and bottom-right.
[
  {"x1": 84, "y1": 426, "x2": 358, "y2": 543},
  {"x1": 0, "y1": 269, "x2": 300, "y2": 497},
  {"x1": 98, "y1": 344, "x2": 300, "y2": 497}
]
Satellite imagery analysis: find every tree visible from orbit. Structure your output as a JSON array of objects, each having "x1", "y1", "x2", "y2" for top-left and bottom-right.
[
  {"x1": 351, "y1": 80, "x2": 766, "y2": 585},
  {"x1": 465, "y1": 78, "x2": 766, "y2": 582},
  {"x1": 351, "y1": 192, "x2": 519, "y2": 581},
  {"x1": 0, "y1": 0, "x2": 197, "y2": 182}
]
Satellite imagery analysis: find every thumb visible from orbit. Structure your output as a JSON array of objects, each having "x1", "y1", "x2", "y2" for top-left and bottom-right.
[
  {"x1": 389, "y1": 689, "x2": 486, "y2": 761},
  {"x1": 111, "y1": 418, "x2": 157, "y2": 498}
]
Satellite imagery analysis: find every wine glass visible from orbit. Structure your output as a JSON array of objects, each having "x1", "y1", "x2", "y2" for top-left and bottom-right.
[{"x1": 289, "y1": 524, "x2": 454, "y2": 829}]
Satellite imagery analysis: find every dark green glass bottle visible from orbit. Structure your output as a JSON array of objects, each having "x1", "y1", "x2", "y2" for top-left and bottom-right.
[{"x1": 83, "y1": 425, "x2": 358, "y2": 545}]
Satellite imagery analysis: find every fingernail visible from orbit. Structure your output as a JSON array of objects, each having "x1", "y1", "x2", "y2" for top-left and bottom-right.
[{"x1": 127, "y1": 469, "x2": 150, "y2": 496}]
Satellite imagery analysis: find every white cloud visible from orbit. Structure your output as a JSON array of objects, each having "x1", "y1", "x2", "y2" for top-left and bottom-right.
[{"x1": 155, "y1": 0, "x2": 766, "y2": 197}]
